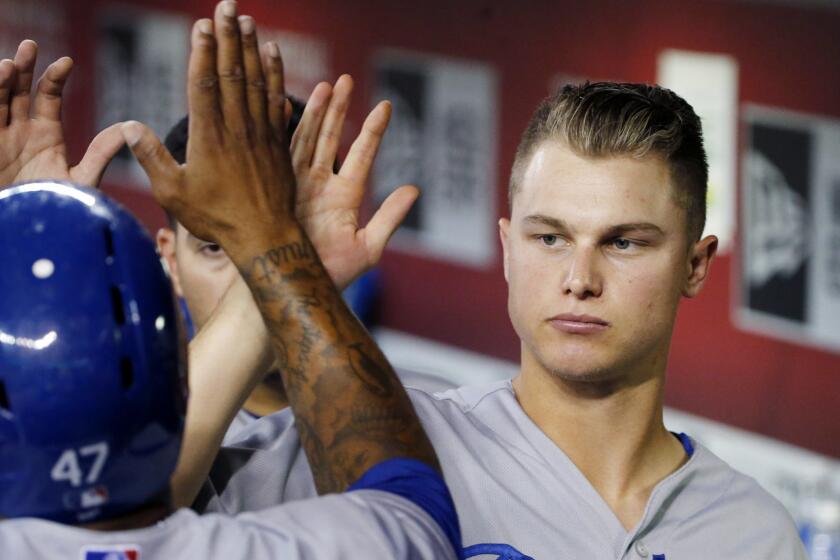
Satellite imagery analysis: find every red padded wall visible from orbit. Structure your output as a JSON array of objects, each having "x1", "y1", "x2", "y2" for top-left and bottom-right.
[{"x1": 25, "y1": 0, "x2": 839, "y2": 457}]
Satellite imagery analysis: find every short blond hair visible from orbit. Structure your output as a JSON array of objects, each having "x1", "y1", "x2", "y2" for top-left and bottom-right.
[{"x1": 510, "y1": 82, "x2": 708, "y2": 240}]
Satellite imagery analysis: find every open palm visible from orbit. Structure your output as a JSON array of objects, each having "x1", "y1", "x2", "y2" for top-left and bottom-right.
[
  {"x1": 291, "y1": 75, "x2": 418, "y2": 291},
  {"x1": 0, "y1": 41, "x2": 124, "y2": 189}
]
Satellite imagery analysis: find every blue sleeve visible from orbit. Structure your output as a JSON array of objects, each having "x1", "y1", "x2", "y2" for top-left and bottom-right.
[{"x1": 349, "y1": 458, "x2": 463, "y2": 559}]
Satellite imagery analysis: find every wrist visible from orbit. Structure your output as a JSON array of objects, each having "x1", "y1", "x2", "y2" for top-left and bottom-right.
[{"x1": 223, "y1": 218, "x2": 308, "y2": 270}]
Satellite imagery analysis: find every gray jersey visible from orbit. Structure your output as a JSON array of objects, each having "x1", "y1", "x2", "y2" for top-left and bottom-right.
[
  {"x1": 208, "y1": 380, "x2": 807, "y2": 559},
  {"x1": 223, "y1": 408, "x2": 260, "y2": 445},
  {"x1": 0, "y1": 489, "x2": 456, "y2": 559}
]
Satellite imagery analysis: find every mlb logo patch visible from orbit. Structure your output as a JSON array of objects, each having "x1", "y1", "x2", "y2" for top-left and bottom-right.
[
  {"x1": 80, "y1": 545, "x2": 140, "y2": 560},
  {"x1": 81, "y1": 486, "x2": 109, "y2": 508}
]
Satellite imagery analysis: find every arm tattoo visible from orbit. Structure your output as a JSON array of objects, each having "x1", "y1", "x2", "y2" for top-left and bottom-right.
[{"x1": 239, "y1": 231, "x2": 439, "y2": 493}]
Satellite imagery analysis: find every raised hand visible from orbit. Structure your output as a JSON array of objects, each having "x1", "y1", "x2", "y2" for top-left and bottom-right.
[
  {"x1": 291, "y1": 76, "x2": 418, "y2": 290},
  {"x1": 122, "y1": 1, "x2": 438, "y2": 493},
  {"x1": 0, "y1": 40, "x2": 124, "y2": 188},
  {"x1": 120, "y1": 9, "x2": 295, "y2": 251}
]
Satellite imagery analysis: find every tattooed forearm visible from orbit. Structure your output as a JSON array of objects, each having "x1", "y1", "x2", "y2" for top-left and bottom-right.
[{"x1": 237, "y1": 229, "x2": 439, "y2": 493}]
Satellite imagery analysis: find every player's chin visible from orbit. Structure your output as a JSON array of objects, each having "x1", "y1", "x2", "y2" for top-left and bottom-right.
[
  {"x1": 546, "y1": 360, "x2": 615, "y2": 383},
  {"x1": 537, "y1": 346, "x2": 621, "y2": 384}
]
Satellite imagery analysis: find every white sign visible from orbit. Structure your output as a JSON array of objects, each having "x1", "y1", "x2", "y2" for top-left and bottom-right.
[
  {"x1": 738, "y1": 106, "x2": 840, "y2": 353},
  {"x1": 372, "y1": 51, "x2": 499, "y2": 267},
  {"x1": 257, "y1": 29, "x2": 330, "y2": 101},
  {"x1": 659, "y1": 50, "x2": 739, "y2": 252},
  {"x1": 96, "y1": 8, "x2": 190, "y2": 188}
]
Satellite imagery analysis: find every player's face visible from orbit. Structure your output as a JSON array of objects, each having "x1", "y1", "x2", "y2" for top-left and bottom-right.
[
  {"x1": 500, "y1": 141, "x2": 716, "y2": 384},
  {"x1": 157, "y1": 223, "x2": 238, "y2": 332}
]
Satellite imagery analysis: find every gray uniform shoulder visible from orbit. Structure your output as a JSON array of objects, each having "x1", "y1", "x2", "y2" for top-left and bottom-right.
[
  {"x1": 406, "y1": 379, "x2": 513, "y2": 414},
  {"x1": 396, "y1": 368, "x2": 458, "y2": 393},
  {"x1": 670, "y1": 442, "x2": 806, "y2": 559}
]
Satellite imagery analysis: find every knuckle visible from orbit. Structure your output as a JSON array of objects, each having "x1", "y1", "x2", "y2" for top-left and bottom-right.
[
  {"x1": 35, "y1": 79, "x2": 61, "y2": 100},
  {"x1": 246, "y1": 78, "x2": 266, "y2": 91},
  {"x1": 220, "y1": 22, "x2": 239, "y2": 37},
  {"x1": 230, "y1": 122, "x2": 254, "y2": 143},
  {"x1": 310, "y1": 165, "x2": 331, "y2": 181},
  {"x1": 219, "y1": 67, "x2": 245, "y2": 84},
  {"x1": 195, "y1": 76, "x2": 218, "y2": 90},
  {"x1": 319, "y1": 129, "x2": 338, "y2": 142},
  {"x1": 138, "y1": 139, "x2": 163, "y2": 162}
]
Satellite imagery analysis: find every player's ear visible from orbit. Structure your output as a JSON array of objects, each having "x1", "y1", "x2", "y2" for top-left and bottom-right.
[
  {"x1": 499, "y1": 218, "x2": 511, "y2": 283},
  {"x1": 156, "y1": 227, "x2": 184, "y2": 297},
  {"x1": 682, "y1": 234, "x2": 718, "y2": 298}
]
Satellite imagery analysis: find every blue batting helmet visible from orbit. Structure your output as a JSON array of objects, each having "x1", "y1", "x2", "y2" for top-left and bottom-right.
[{"x1": 0, "y1": 181, "x2": 185, "y2": 524}]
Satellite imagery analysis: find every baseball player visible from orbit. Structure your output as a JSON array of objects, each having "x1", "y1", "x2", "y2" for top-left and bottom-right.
[
  {"x1": 187, "y1": 39, "x2": 809, "y2": 560},
  {"x1": 0, "y1": 2, "x2": 461, "y2": 558}
]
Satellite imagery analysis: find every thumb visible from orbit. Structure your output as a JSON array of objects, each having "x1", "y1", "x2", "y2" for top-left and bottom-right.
[
  {"x1": 70, "y1": 122, "x2": 127, "y2": 188},
  {"x1": 364, "y1": 185, "x2": 419, "y2": 263},
  {"x1": 121, "y1": 120, "x2": 180, "y2": 197}
]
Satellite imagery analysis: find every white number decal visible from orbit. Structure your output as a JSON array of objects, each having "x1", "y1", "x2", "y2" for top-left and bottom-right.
[
  {"x1": 80, "y1": 442, "x2": 109, "y2": 484},
  {"x1": 50, "y1": 442, "x2": 110, "y2": 487},
  {"x1": 50, "y1": 449, "x2": 83, "y2": 487}
]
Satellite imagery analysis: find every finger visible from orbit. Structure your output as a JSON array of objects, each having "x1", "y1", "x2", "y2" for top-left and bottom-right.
[
  {"x1": 69, "y1": 123, "x2": 128, "y2": 188},
  {"x1": 311, "y1": 74, "x2": 353, "y2": 171},
  {"x1": 187, "y1": 18, "x2": 221, "y2": 148},
  {"x1": 262, "y1": 42, "x2": 286, "y2": 141},
  {"x1": 10, "y1": 40, "x2": 38, "y2": 122},
  {"x1": 214, "y1": 0, "x2": 249, "y2": 138},
  {"x1": 32, "y1": 56, "x2": 74, "y2": 121},
  {"x1": 364, "y1": 185, "x2": 420, "y2": 263},
  {"x1": 284, "y1": 98, "x2": 293, "y2": 128},
  {"x1": 339, "y1": 100, "x2": 391, "y2": 186},
  {"x1": 0, "y1": 59, "x2": 15, "y2": 127},
  {"x1": 238, "y1": 15, "x2": 268, "y2": 139},
  {"x1": 121, "y1": 120, "x2": 181, "y2": 200},
  {"x1": 290, "y1": 82, "x2": 332, "y2": 174}
]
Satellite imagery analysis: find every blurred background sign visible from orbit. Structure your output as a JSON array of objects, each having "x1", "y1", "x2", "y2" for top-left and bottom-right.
[
  {"x1": 372, "y1": 50, "x2": 499, "y2": 268},
  {"x1": 0, "y1": 0, "x2": 67, "y2": 64},
  {"x1": 658, "y1": 49, "x2": 739, "y2": 253},
  {"x1": 255, "y1": 29, "x2": 330, "y2": 101},
  {"x1": 739, "y1": 106, "x2": 840, "y2": 352},
  {"x1": 96, "y1": 7, "x2": 189, "y2": 187}
]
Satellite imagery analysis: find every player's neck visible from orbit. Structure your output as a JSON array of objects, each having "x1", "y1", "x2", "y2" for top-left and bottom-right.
[
  {"x1": 243, "y1": 371, "x2": 289, "y2": 417},
  {"x1": 513, "y1": 355, "x2": 688, "y2": 531},
  {"x1": 78, "y1": 503, "x2": 170, "y2": 531}
]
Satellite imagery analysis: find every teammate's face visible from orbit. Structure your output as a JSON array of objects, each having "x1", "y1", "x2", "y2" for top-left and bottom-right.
[
  {"x1": 157, "y1": 223, "x2": 238, "y2": 332},
  {"x1": 500, "y1": 141, "x2": 716, "y2": 384}
]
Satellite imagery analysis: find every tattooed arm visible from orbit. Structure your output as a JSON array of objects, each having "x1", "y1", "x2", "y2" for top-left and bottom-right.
[
  {"x1": 235, "y1": 229, "x2": 437, "y2": 491},
  {"x1": 122, "y1": 1, "x2": 438, "y2": 493}
]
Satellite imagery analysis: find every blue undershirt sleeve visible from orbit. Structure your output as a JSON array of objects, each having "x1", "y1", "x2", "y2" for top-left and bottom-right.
[{"x1": 349, "y1": 458, "x2": 463, "y2": 559}]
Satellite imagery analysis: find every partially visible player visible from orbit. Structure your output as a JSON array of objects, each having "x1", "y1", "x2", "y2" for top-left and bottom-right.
[
  {"x1": 156, "y1": 73, "x2": 452, "y2": 444},
  {"x1": 0, "y1": 2, "x2": 461, "y2": 558}
]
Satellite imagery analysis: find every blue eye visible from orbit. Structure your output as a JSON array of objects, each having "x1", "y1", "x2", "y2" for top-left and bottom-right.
[
  {"x1": 539, "y1": 235, "x2": 558, "y2": 247},
  {"x1": 612, "y1": 238, "x2": 632, "y2": 250}
]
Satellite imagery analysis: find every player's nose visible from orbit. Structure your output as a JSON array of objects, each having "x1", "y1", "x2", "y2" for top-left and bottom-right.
[{"x1": 561, "y1": 246, "x2": 603, "y2": 299}]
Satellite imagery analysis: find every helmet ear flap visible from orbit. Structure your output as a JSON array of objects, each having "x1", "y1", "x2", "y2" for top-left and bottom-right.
[{"x1": 0, "y1": 181, "x2": 184, "y2": 524}]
